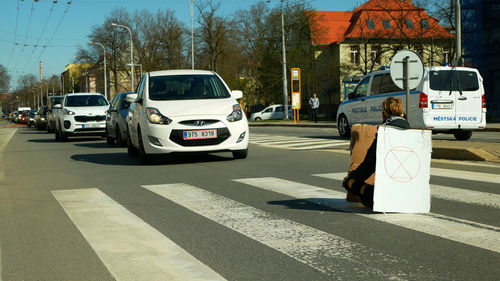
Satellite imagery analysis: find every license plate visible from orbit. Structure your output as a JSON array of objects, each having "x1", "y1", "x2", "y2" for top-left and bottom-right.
[
  {"x1": 183, "y1": 129, "x2": 217, "y2": 140},
  {"x1": 83, "y1": 123, "x2": 99, "y2": 128},
  {"x1": 432, "y1": 103, "x2": 452, "y2": 109}
]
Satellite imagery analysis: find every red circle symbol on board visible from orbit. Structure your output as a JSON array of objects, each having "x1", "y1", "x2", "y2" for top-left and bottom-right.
[{"x1": 384, "y1": 146, "x2": 420, "y2": 182}]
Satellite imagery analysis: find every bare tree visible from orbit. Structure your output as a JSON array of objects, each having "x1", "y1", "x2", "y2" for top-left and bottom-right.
[{"x1": 0, "y1": 64, "x2": 10, "y2": 92}]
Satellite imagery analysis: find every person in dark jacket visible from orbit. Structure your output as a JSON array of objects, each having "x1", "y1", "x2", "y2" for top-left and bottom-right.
[{"x1": 342, "y1": 97, "x2": 410, "y2": 208}]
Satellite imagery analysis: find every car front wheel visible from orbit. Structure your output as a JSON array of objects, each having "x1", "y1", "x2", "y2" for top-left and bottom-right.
[
  {"x1": 138, "y1": 129, "x2": 152, "y2": 164},
  {"x1": 338, "y1": 115, "x2": 351, "y2": 137},
  {"x1": 232, "y1": 148, "x2": 248, "y2": 159}
]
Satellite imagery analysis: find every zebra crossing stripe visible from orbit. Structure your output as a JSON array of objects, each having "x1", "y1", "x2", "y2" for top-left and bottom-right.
[
  {"x1": 143, "y1": 183, "x2": 424, "y2": 280},
  {"x1": 291, "y1": 142, "x2": 350, "y2": 150},
  {"x1": 313, "y1": 173, "x2": 500, "y2": 209},
  {"x1": 52, "y1": 188, "x2": 226, "y2": 281},
  {"x1": 430, "y1": 167, "x2": 500, "y2": 184},
  {"x1": 233, "y1": 177, "x2": 500, "y2": 253}
]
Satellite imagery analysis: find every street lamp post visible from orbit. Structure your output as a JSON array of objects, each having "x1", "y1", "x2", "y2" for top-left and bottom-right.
[
  {"x1": 111, "y1": 23, "x2": 134, "y2": 92},
  {"x1": 267, "y1": 0, "x2": 288, "y2": 120},
  {"x1": 89, "y1": 41, "x2": 108, "y2": 100},
  {"x1": 187, "y1": 0, "x2": 195, "y2": 69}
]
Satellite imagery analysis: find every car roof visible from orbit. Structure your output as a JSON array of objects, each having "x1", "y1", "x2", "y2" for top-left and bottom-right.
[
  {"x1": 64, "y1": 93, "x2": 104, "y2": 96},
  {"x1": 148, "y1": 69, "x2": 215, "y2": 77}
]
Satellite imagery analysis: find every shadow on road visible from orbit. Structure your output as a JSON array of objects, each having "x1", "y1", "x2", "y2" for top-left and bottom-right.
[
  {"x1": 73, "y1": 142, "x2": 112, "y2": 149},
  {"x1": 305, "y1": 135, "x2": 349, "y2": 140},
  {"x1": 28, "y1": 138, "x2": 57, "y2": 143},
  {"x1": 268, "y1": 198, "x2": 372, "y2": 214},
  {"x1": 71, "y1": 152, "x2": 234, "y2": 166}
]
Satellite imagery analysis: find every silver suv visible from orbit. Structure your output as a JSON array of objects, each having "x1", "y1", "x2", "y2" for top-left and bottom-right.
[{"x1": 54, "y1": 93, "x2": 109, "y2": 141}]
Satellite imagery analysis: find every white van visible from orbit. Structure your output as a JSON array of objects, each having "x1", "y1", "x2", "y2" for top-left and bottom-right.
[{"x1": 336, "y1": 66, "x2": 486, "y2": 140}]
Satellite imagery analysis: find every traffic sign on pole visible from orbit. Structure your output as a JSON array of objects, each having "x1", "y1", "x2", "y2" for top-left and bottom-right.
[{"x1": 389, "y1": 50, "x2": 424, "y2": 120}]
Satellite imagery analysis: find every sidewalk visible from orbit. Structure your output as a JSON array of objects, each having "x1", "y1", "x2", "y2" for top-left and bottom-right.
[{"x1": 250, "y1": 120, "x2": 500, "y2": 163}]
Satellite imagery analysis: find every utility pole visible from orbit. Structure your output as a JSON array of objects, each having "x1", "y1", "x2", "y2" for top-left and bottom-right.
[
  {"x1": 267, "y1": 0, "x2": 289, "y2": 120},
  {"x1": 111, "y1": 23, "x2": 134, "y2": 92},
  {"x1": 187, "y1": 0, "x2": 195, "y2": 69},
  {"x1": 89, "y1": 41, "x2": 108, "y2": 100},
  {"x1": 455, "y1": 0, "x2": 462, "y2": 66}
]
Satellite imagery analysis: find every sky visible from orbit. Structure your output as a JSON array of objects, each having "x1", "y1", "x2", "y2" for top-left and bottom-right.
[{"x1": 0, "y1": 0, "x2": 360, "y2": 91}]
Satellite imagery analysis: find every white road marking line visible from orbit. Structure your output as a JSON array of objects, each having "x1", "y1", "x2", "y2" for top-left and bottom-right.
[
  {"x1": 280, "y1": 140, "x2": 343, "y2": 147},
  {"x1": 52, "y1": 188, "x2": 225, "y2": 281},
  {"x1": 0, "y1": 128, "x2": 17, "y2": 181},
  {"x1": 431, "y1": 159, "x2": 500, "y2": 168},
  {"x1": 430, "y1": 167, "x2": 500, "y2": 184},
  {"x1": 291, "y1": 142, "x2": 350, "y2": 150},
  {"x1": 313, "y1": 173, "x2": 500, "y2": 209},
  {"x1": 143, "y1": 183, "x2": 423, "y2": 280},
  {"x1": 251, "y1": 139, "x2": 312, "y2": 144},
  {"x1": 233, "y1": 177, "x2": 500, "y2": 253}
]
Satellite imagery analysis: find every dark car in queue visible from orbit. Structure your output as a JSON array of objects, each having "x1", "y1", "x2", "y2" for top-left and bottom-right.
[
  {"x1": 105, "y1": 92, "x2": 132, "y2": 146},
  {"x1": 26, "y1": 110, "x2": 37, "y2": 127},
  {"x1": 34, "y1": 106, "x2": 48, "y2": 129}
]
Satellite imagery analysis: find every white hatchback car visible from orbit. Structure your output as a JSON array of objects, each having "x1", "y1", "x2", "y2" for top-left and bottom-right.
[
  {"x1": 126, "y1": 70, "x2": 249, "y2": 163},
  {"x1": 249, "y1": 104, "x2": 293, "y2": 121}
]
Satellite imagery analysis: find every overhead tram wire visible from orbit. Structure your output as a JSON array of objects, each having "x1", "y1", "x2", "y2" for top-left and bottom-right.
[
  {"x1": 6, "y1": 0, "x2": 22, "y2": 70},
  {"x1": 20, "y1": 0, "x2": 59, "y2": 74},
  {"x1": 31, "y1": 1, "x2": 73, "y2": 75},
  {"x1": 12, "y1": 0, "x2": 38, "y2": 75}
]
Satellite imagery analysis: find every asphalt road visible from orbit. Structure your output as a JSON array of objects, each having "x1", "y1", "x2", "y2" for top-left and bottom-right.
[{"x1": 0, "y1": 126, "x2": 499, "y2": 280}]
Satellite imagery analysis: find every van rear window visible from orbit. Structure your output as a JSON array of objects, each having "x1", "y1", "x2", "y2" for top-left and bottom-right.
[{"x1": 429, "y1": 70, "x2": 479, "y2": 91}]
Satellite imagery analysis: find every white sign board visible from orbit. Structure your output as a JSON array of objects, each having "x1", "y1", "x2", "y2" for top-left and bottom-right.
[
  {"x1": 292, "y1": 93, "x2": 300, "y2": 109},
  {"x1": 373, "y1": 126, "x2": 432, "y2": 213},
  {"x1": 389, "y1": 49, "x2": 424, "y2": 90}
]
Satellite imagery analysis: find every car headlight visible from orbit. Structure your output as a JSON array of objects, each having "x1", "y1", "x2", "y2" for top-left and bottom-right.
[
  {"x1": 226, "y1": 104, "x2": 243, "y2": 122},
  {"x1": 64, "y1": 108, "x2": 75, "y2": 115},
  {"x1": 146, "y1": 107, "x2": 172, "y2": 125}
]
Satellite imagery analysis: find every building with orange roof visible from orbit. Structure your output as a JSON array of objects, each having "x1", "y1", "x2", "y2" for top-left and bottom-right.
[{"x1": 308, "y1": 0, "x2": 454, "y2": 104}]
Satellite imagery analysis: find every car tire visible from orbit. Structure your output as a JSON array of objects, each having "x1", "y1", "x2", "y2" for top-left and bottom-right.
[
  {"x1": 105, "y1": 128, "x2": 115, "y2": 145},
  {"x1": 254, "y1": 117, "x2": 261, "y2": 121},
  {"x1": 55, "y1": 128, "x2": 60, "y2": 141},
  {"x1": 453, "y1": 130, "x2": 472, "y2": 141},
  {"x1": 338, "y1": 115, "x2": 351, "y2": 138},
  {"x1": 138, "y1": 129, "x2": 152, "y2": 164},
  {"x1": 127, "y1": 134, "x2": 138, "y2": 156},
  {"x1": 60, "y1": 130, "x2": 68, "y2": 142},
  {"x1": 232, "y1": 148, "x2": 248, "y2": 159},
  {"x1": 116, "y1": 126, "x2": 125, "y2": 147}
]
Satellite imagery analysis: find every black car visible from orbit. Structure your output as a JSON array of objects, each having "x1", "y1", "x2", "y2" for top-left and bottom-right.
[{"x1": 105, "y1": 92, "x2": 132, "y2": 146}]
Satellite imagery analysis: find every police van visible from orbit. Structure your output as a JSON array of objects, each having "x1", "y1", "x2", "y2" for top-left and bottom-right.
[{"x1": 336, "y1": 66, "x2": 486, "y2": 140}]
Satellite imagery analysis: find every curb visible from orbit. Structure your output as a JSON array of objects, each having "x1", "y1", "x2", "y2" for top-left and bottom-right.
[
  {"x1": 249, "y1": 122, "x2": 500, "y2": 132},
  {"x1": 431, "y1": 147, "x2": 500, "y2": 162}
]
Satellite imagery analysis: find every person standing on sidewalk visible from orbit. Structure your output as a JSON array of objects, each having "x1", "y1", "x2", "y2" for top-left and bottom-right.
[{"x1": 309, "y1": 93, "x2": 319, "y2": 123}]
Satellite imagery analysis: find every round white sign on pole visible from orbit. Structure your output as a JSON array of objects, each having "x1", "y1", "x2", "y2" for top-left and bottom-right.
[{"x1": 389, "y1": 49, "x2": 424, "y2": 90}]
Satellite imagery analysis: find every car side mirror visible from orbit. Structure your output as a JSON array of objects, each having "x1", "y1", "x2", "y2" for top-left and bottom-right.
[
  {"x1": 231, "y1": 90, "x2": 243, "y2": 99},
  {"x1": 108, "y1": 106, "x2": 117, "y2": 112},
  {"x1": 54, "y1": 104, "x2": 62, "y2": 109},
  {"x1": 126, "y1": 93, "x2": 138, "y2": 103}
]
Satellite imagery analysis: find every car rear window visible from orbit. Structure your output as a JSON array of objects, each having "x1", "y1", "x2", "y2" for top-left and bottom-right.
[
  {"x1": 65, "y1": 95, "x2": 108, "y2": 107},
  {"x1": 148, "y1": 75, "x2": 230, "y2": 100},
  {"x1": 429, "y1": 70, "x2": 479, "y2": 91}
]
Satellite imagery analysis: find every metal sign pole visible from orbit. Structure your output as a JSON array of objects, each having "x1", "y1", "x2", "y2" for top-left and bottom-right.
[{"x1": 404, "y1": 56, "x2": 410, "y2": 120}]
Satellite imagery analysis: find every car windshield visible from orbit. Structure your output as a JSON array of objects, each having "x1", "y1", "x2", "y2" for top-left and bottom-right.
[
  {"x1": 52, "y1": 97, "x2": 63, "y2": 106},
  {"x1": 65, "y1": 95, "x2": 108, "y2": 107},
  {"x1": 148, "y1": 74, "x2": 230, "y2": 100},
  {"x1": 429, "y1": 70, "x2": 479, "y2": 91}
]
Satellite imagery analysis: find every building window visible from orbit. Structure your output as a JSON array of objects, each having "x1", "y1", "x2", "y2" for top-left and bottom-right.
[
  {"x1": 405, "y1": 19, "x2": 414, "y2": 29},
  {"x1": 350, "y1": 46, "x2": 360, "y2": 64},
  {"x1": 367, "y1": 19, "x2": 375, "y2": 29},
  {"x1": 421, "y1": 19, "x2": 429, "y2": 29},
  {"x1": 371, "y1": 46, "x2": 381, "y2": 65},
  {"x1": 383, "y1": 19, "x2": 391, "y2": 29},
  {"x1": 443, "y1": 48, "x2": 450, "y2": 63}
]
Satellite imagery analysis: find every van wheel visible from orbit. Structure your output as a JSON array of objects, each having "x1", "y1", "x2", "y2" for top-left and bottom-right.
[
  {"x1": 453, "y1": 130, "x2": 472, "y2": 141},
  {"x1": 338, "y1": 115, "x2": 351, "y2": 137}
]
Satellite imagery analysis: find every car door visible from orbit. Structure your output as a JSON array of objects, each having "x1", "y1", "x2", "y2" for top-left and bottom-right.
[
  {"x1": 260, "y1": 106, "x2": 274, "y2": 120},
  {"x1": 273, "y1": 105, "x2": 284, "y2": 119},
  {"x1": 349, "y1": 76, "x2": 371, "y2": 125},
  {"x1": 129, "y1": 76, "x2": 146, "y2": 147},
  {"x1": 107, "y1": 95, "x2": 118, "y2": 137}
]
